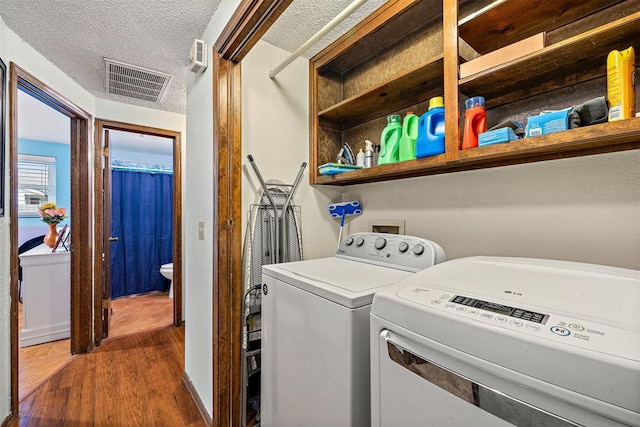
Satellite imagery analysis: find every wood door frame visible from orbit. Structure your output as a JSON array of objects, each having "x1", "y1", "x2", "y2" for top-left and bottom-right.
[
  {"x1": 8, "y1": 64, "x2": 93, "y2": 420},
  {"x1": 211, "y1": 1, "x2": 292, "y2": 425},
  {"x1": 93, "y1": 119, "x2": 183, "y2": 346}
]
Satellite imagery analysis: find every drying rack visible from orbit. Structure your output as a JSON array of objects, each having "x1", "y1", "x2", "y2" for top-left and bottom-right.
[{"x1": 241, "y1": 155, "x2": 307, "y2": 427}]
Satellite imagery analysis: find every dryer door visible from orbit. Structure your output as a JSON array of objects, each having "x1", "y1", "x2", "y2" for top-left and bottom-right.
[{"x1": 375, "y1": 329, "x2": 585, "y2": 427}]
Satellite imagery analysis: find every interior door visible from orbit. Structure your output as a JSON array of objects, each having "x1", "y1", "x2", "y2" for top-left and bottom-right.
[{"x1": 101, "y1": 129, "x2": 114, "y2": 338}]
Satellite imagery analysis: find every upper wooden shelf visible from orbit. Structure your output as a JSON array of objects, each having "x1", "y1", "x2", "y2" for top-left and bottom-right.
[
  {"x1": 459, "y1": 11, "x2": 640, "y2": 108},
  {"x1": 318, "y1": 55, "x2": 444, "y2": 130},
  {"x1": 458, "y1": 0, "x2": 622, "y2": 54},
  {"x1": 314, "y1": 117, "x2": 640, "y2": 185}
]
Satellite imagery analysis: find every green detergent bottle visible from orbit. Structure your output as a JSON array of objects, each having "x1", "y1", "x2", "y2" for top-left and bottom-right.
[
  {"x1": 399, "y1": 111, "x2": 419, "y2": 161},
  {"x1": 378, "y1": 114, "x2": 402, "y2": 165}
]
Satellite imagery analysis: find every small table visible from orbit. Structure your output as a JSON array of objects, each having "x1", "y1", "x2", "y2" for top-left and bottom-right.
[{"x1": 19, "y1": 244, "x2": 70, "y2": 347}]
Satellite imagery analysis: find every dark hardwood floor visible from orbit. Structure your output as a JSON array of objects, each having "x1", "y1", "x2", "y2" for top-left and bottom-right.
[{"x1": 15, "y1": 326, "x2": 205, "y2": 427}]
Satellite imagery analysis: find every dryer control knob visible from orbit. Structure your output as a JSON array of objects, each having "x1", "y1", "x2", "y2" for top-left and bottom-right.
[
  {"x1": 398, "y1": 242, "x2": 409, "y2": 253},
  {"x1": 344, "y1": 237, "x2": 354, "y2": 246},
  {"x1": 413, "y1": 244, "x2": 425, "y2": 256},
  {"x1": 356, "y1": 237, "x2": 365, "y2": 247},
  {"x1": 374, "y1": 237, "x2": 387, "y2": 250}
]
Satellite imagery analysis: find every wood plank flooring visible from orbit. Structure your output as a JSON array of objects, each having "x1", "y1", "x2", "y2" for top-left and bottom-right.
[
  {"x1": 16, "y1": 326, "x2": 205, "y2": 427},
  {"x1": 19, "y1": 292, "x2": 174, "y2": 401}
]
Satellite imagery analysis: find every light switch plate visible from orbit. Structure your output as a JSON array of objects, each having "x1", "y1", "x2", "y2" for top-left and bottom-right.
[{"x1": 198, "y1": 221, "x2": 205, "y2": 240}]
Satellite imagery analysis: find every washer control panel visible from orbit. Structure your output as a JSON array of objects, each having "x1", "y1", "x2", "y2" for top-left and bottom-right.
[
  {"x1": 336, "y1": 233, "x2": 446, "y2": 272},
  {"x1": 396, "y1": 285, "x2": 639, "y2": 360}
]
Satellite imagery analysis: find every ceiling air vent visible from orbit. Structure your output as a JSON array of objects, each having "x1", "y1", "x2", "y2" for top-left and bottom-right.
[{"x1": 104, "y1": 58, "x2": 172, "y2": 103}]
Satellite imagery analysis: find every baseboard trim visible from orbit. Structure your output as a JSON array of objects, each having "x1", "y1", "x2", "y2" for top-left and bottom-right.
[
  {"x1": 1, "y1": 411, "x2": 17, "y2": 427},
  {"x1": 182, "y1": 371, "x2": 212, "y2": 427}
]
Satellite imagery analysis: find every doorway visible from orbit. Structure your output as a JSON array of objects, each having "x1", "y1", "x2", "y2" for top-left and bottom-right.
[
  {"x1": 9, "y1": 64, "x2": 93, "y2": 421},
  {"x1": 106, "y1": 129, "x2": 176, "y2": 338},
  {"x1": 93, "y1": 119, "x2": 182, "y2": 346}
]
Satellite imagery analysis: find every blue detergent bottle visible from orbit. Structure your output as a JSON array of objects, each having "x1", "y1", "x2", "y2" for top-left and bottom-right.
[
  {"x1": 416, "y1": 96, "x2": 445, "y2": 158},
  {"x1": 398, "y1": 111, "x2": 419, "y2": 161},
  {"x1": 378, "y1": 114, "x2": 402, "y2": 165}
]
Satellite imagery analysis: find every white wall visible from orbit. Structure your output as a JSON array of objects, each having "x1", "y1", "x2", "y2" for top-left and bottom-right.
[
  {"x1": 184, "y1": 0, "x2": 240, "y2": 417},
  {"x1": 344, "y1": 150, "x2": 640, "y2": 270},
  {"x1": 0, "y1": 15, "x2": 96, "y2": 421},
  {"x1": 241, "y1": 40, "x2": 340, "y2": 262}
]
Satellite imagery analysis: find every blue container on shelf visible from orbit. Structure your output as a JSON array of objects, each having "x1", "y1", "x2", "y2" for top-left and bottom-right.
[{"x1": 416, "y1": 96, "x2": 445, "y2": 158}]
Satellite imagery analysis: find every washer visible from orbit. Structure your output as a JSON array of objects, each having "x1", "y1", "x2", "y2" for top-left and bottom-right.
[
  {"x1": 261, "y1": 232, "x2": 446, "y2": 427},
  {"x1": 370, "y1": 256, "x2": 640, "y2": 427}
]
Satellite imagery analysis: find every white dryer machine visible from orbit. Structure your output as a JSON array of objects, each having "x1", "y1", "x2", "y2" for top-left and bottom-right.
[
  {"x1": 370, "y1": 256, "x2": 640, "y2": 427},
  {"x1": 261, "y1": 232, "x2": 446, "y2": 427}
]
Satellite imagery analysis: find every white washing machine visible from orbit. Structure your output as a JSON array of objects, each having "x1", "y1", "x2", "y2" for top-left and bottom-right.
[
  {"x1": 261, "y1": 232, "x2": 446, "y2": 427},
  {"x1": 370, "y1": 256, "x2": 640, "y2": 427}
]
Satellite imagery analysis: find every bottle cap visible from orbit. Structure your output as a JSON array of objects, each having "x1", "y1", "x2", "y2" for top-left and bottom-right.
[
  {"x1": 406, "y1": 111, "x2": 415, "y2": 115},
  {"x1": 365, "y1": 139, "x2": 373, "y2": 151},
  {"x1": 465, "y1": 96, "x2": 485, "y2": 109},
  {"x1": 388, "y1": 114, "x2": 401, "y2": 123},
  {"x1": 429, "y1": 96, "x2": 444, "y2": 110}
]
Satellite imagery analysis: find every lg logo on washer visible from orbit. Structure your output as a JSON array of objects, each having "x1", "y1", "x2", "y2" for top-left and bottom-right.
[{"x1": 504, "y1": 290, "x2": 523, "y2": 296}]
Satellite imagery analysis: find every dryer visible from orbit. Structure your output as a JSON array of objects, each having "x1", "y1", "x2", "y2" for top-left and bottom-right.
[
  {"x1": 370, "y1": 256, "x2": 640, "y2": 426},
  {"x1": 261, "y1": 232, "x2": 445, "y2": 427}
]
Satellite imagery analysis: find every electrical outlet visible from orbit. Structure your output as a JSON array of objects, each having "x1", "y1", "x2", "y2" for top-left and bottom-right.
[
  {"x1": 368, "y1": 219, "x2": 405, "y2": 235},
  {"x1": 198, "y1": 221, "x2": 205, "y2": 240}
]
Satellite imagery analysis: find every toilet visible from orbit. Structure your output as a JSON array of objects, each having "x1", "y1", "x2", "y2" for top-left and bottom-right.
[{"x1": 160, "y1": 263, "x2": 173, "y2": 298}]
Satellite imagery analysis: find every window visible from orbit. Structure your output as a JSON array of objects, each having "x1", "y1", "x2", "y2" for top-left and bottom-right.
[{"x1": 17, "y1": 154, "x2": 56, "y2": 216}]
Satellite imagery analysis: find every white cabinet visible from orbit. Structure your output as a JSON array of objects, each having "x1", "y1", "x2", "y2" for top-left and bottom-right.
[{"x1": 19, "y1": 244, "x2": 70, "y2": 347}]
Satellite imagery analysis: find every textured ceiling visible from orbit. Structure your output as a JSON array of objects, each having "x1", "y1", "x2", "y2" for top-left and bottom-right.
[
  {"x1": 0, "y1": 0, "x2": 222, "y2": 114},
  {"x1": 262, "y1": 0, "x2": 387, "y2": 60},
  {"x1": 1, "y1": 0, "x2": 386, "y2": 115}
]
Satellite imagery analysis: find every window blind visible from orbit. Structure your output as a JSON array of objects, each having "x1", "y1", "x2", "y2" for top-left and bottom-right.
[{"x1": 17, "y1": 154, "x2": 56, "y2": 216}]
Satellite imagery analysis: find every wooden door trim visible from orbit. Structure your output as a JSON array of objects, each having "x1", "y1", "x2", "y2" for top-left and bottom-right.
[
  {"x1": 215, "y1": 0, "x2": 293, "y2": 62},
  {"x1": 8, "y1": 63, "x2": 93, "y2": 419},
  {"x1": 211, "y1": 1, "x2": 291, "y2": 425},
  {"x1": 93, "y1": 119, "x2": 183, "y2": 346}
]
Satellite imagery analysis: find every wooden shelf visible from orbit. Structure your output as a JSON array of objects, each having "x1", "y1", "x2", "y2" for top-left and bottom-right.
[
  {"x1": 314, "y1": 118, "x2": 640, "y2": 185},
  {"x1": 310, "y1": 0, "x2": 637, "y2": 186},
  {"x1": 458, "y1": 0, "x2": 622, "y2": 54},
  {"x1": 459, "y1": 11, "x2": 640, "y2": 108},
  {"x1": 318, "y1": 55, "x2": 444, "y2": 130}
]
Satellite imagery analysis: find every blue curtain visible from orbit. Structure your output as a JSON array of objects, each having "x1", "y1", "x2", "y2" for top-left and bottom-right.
[{"x1": 110, "y1": 170, "x2": 173, "y2": 298}]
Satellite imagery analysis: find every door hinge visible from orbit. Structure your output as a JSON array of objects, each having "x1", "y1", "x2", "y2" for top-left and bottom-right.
[
  {"x1": 102, "y1": 299, "x2": 109, "y2": 309},
  {"x1": 103, "y1": 147, "x2": 109, "y2": 157}
]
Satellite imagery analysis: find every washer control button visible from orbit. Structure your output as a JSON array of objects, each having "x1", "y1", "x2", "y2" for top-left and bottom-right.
[
  {"x1": 413, "y1": 244, "x2": 425, "y2": 256},
  {"x1": 526, "y1": 324, "x2": 540, "y2": 331},
  {"x1": 456, "y1": 307, "x2": 467, "y2": 312},
  {"x1": 569, "y1": 323, "x2": 585, "y2": 331},
  {"x1": 468, "y1": 309, "x2": 479, "y2": 315},
  {"x1": 398, "y1": 242, "x2": 409, "y2": 253},
  {"x1": 445, "y1": 304, "x2": 455, "y2": 310},
  {"x1": 356, "y1": 237, "x2": 365, "y2": 247},
  {"x1": 495, "y1": 316, "x2": 507, "y2": 323},
  {"x1": 431, "y1": 300, "x2": 441, "y2": 305},
  {"x1": 551, "y1": 326, "x2": 571, "y2": 336},
  {"x1": 481, "y1": 313, "x2": 493, "y2": 320},
  {"x1": 510, "y1": 320, "x2": 523, "y2": 327},
  {"x1": 344, "y1": 237, "x2": 354, "y2": 246},
  {"x1": 374, "y1": 237, "x2": 387, "y2": 250}
]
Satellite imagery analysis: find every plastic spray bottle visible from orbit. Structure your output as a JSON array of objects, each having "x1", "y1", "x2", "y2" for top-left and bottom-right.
[
  {"x1": 398, "y1": 112, "x2": 419, "y2": 161},
  {"x1": 416, "y1": 96, "x2": 446, "y2": 158},
  {"x1": 461, "y1": 96, "x2": 486, "y2": 150},
  {"x1": 364, "y1": 140, "x2": 374, "y2": 168},
  {"x1": 607, "y1": 47, "x2": 636, "y2": 122},
  {"x1": 378, "y1": 114, "x2": 402, "y2": 165}
]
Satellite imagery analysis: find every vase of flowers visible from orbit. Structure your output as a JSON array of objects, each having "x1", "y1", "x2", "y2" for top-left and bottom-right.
[{"x1": 39, "y1": 202, "x2": 68, "y2": 248}]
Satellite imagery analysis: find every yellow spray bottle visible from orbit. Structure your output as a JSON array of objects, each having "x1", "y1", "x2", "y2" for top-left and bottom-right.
[{"x1": 607, "y1": 47, "x2": 636, "y2": 122}]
